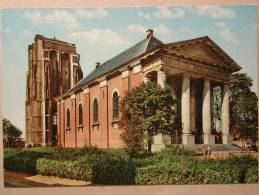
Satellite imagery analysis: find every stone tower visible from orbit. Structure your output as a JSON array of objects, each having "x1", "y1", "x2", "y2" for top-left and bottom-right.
[{"x1": 25, "y1": 35, "x2": 83, "y2": 146}]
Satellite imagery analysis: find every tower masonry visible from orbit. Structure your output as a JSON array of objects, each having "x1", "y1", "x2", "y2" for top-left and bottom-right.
[{"x1": 25, "y1": 35, "x2": 83, "y2": 146}]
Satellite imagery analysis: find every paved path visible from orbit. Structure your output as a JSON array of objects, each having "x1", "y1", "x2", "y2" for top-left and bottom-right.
[{"x1": 4, "y1": 170, "x2": 91, "y2": 187}]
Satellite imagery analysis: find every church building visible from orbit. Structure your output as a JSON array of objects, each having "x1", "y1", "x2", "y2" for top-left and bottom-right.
[{"x1": 56, "y1": 30, "x2": 241, "y2": 150}]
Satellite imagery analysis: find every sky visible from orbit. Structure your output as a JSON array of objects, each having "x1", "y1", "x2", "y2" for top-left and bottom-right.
[{"x1": 2, "y1": 6, "x2": 257, "y2": 137}]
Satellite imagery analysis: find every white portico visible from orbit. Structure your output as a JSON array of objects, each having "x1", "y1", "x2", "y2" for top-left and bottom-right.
[{"x1": 139, "y1": 36, "x2": 241, "y2": 151}]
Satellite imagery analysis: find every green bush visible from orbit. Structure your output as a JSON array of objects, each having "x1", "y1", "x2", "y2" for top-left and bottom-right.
[
  {"x1": 36, "y1": 154, "x2": 135, "y2": 184},
  {"x1": 4, "y1": 146, "x2": 258, "y2": 185},
  {"x1": 81, "y1": 154, "x2": 135, "y2": 184},
  {"x1": 36, "y1": 158, "x2": 93, "y2": 181},
  {"x1": 135, "y1": 164, "x2": 242, "y2": 185},
  {"x1": 245, "y1": 166, "x2": 258, "y2": 183},
  {"x1": 4, "y1": 151, "x2": 51, "y2": 173},
  {"x1": 4, "y1": 148, "x2": 19, "y2": 158}
]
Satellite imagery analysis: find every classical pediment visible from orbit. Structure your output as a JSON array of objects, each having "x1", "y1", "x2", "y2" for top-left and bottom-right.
[{"x1": 164, "y1": 36, "x2": 241, "y2": 72}]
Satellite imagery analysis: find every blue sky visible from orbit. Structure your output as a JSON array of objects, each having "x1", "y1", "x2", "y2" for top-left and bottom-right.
[{"x1": 2, "y1": 6, "x2": 257, "y2": 136}]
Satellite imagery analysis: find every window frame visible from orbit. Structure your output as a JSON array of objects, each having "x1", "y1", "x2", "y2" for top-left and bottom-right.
[
  {"x1": 78, "y1": 103, "x2": 83, "y2": 126},
  {"x1": 112, "y1": 91, "x2": 119, "y2": 120},
  {"x1": 93, "y1": 98, "x2": 99, "y2": 123}
]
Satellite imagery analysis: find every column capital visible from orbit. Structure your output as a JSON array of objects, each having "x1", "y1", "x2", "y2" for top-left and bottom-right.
[
  {"x1": 182, "y1": 74, "x2": 191, "y2": 79},
  {"x1": 83, "y1": 87, "x2": 90, "y2": 94},
  {"x1": 121, "y1": 69, "x2": 129, "y2": 78},
  {"x1": 70, "y1": 94, "x2": 76, "y2": 100}
]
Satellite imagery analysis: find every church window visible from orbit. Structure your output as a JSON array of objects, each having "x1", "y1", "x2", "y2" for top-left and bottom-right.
[
  {"x1": 78, "y1": 104, "x2": 83, "y2": 126},
  {"x1": 113, "y1": 91, "x2": 119, "y2": 119},
  {"x1": 66, "y1": 108, "x2": 70, "y2": 128},
  {"x1": 93, "y1": 98, "x2": 98, "y2": 123}
]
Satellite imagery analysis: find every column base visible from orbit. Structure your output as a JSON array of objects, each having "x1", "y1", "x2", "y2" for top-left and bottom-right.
[
  {"x1": 153, "y1": 133, "x2": 171, "y2": 145},
  {"x1": 182, "y1": 134, "x2": 195, "y2": 145},
  {"x1": 223, "y1": 134, "x2": 233, "y2": 144},
  {"x1": 203, "y1": 134, "x2": 215, "y2": 144},
  {"x1": 151, "y1": 144, "x2": 166, "y2": 152}
]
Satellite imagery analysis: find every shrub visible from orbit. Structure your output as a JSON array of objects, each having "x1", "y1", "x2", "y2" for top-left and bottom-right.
[
  {"x1": 36, "y1": 158, "x2": 93, "y2": 181},
  {"x1": 4, "y1": 151, "x2": 50, "y2": 173},
  {"x1": 245, "y1": 166, "x2": 258, "y2": 183},
  {"x1": 81, "y1": 154, "x2": 136, "y2": 184},
  {"x1": 49, "y1": 146, "x2": 104, "y2": 161},
  {"x1": 4, "y1": 148, "x2": 19, "y2": 158}
]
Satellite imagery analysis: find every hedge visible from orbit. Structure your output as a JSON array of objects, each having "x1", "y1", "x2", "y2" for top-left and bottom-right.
[
  {"x1": 135, "y1": 164, "x2": 246, "y2": 184},
  {"x1": 86, "y1": 154, "x2": 135, "y2": 184},
  {"x1": 4, "y1": 147, "x2": 258, "y2": 184},
  {"x1": 36, "y1": 154, "x2": 135, "y2": 184},
  {"x1": 36, "y1": 158, "x2": 93, "y2": 181},
  {"x1": 4, "y1": 151, "x2": 51, "y2": 173}
]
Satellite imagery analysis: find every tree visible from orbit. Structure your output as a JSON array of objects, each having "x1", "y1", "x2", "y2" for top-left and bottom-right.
[
  {"x1": 229, "y1": 73, "x2": 258, "y2": 141},
  {"x1": 3, "y1": 118, "x2": 22, "y2": 147},
  {"x1": 119, "y1": 82, "x2": 180, "y2": 153}
]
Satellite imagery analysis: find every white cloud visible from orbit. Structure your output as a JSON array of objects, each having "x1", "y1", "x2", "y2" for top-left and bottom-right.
[
  {"x1": 138, "y1": 7, "x2": 185, "y2": 20},
  {"x1": 45, "y1": 10, "x2": 80, "y2": 28},
  {"x1": 128, "y1": 24, "x2": 146, "y2": 33},
  {"x1": 127, "y1": 24, "x2": 169, "y2": 35},
  {"x1": 23, "y1": 10, "x2": 80, "y2": 28},
  {"x1": 154, "y1": 24, "x2": 169, "y2": 35},
  {"x1": 75, "y1": 8, "x2": 108, "y2": 18},
  {"x1": 215, "y1": 21, "x2": 239, "y2": 44},
  {"x1": 138, "y1": 12, "x2": 152, "y2": 21},
  {"x1": 4, "y1": 27, "x2": 11, "y2": 33},
  {"x1": 215, "y1": 21, "x2": 227, "y2": 28},
  {"x1": 23, "y1": 29, "x2": 32, "y2": 36},
  {"x1": 23, "y1": 10, "x2": 42, "y2": 25},
  {"x1": 194, "y1": 6, "x2": 235, "y2": 19},
  {"x1": 69, "y1": 29, "x2": 128, "y2": 45},
  {"x1": 155, "y1": 7, "x2": 185, "y2": 19}
]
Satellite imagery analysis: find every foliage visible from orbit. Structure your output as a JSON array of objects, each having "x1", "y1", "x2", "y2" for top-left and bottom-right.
[
  {"x1": 3, "y1": 118, "x2": 22, "y2": 148},
  {"x1": 4, "y1": 150, "x2": 51, "y2": 173},
  {"x1": 82, "y1": 154, "x2": 135, "y2": 184},
  {"x1": 119, "y1": 82, "x2": 181, "y2": 153},
  {"x1": 229, "y1": 73, "x2": 258, "y2": 140},
  {"x1": 245, "y1": 166, "x2": 258, "y2": 183},
  {"x1": 3, "y1": 146, "x2": 258, "y2": 184},
  {"x1": 36, "y1": 158, "x2": 93, "y2": 181},
  {"x1": 36, "y1": 154, "x2": 135, "y2": 184}
]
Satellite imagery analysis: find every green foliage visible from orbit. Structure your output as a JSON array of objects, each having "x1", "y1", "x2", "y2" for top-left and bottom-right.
[
  {"x1": 36, "y1": 158, "x2": 93, "y2": 181},
  {"x1": 120, "y1": 82, "x2": 181, "y2": 153},
  {"x1": 245, "y1": 166, "x2": 258, "y2": 183},
  {"x1": 4, "y1": 150, "x2": 51, "y2": 173},
  {"x1": 229, "y1": 73, "x2": 258, "y2": 140},
  {"x1": 4, "y1": 146, "x2": 258, "y2": 184},
  {"x1": 36, "y1": 154, "x2": 135, "y2": 184},
  {"x1": 3, "y1": 118, "x2": 22, "y2": 147},
  {"x1": 135, "y1": 155, "x2": 258, "y2": 184},
  {"x1": 82, "y1": 154, "x2": 135, "y2": 184}
]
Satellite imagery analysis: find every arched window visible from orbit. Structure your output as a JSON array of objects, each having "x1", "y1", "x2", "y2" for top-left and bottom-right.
[
  {"x1": 113, "y1": 92, "x2": 119, "y2": 119},
  {"x1": 93, "y1": 98, "x2": 98, "y2": 123},
  {"x1": 78, "y1": 104, "x2": 83, "y2": 126},
  {"x1": 66, "y1": 108, "x2": 70, "y2": 128}
]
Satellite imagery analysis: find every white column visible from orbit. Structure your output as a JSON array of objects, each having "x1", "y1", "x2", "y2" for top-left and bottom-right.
[
  {"x1": 143, "y1": 75, "x2": 149, "y2": 83},
  {"x1": 202, "y1": 79, "x2": 215, "y2": 144},
  {"x1": 152, "y1": 69, "x2": 171, "y2": 152},
  {"x1": 221, "y1": 83, "x2": 232, "y2": 144},
  {"x1": 181, "y1": 75, "x2": 195, "y2": 145},
  {"x1": 157, "y1": 69, "x2": 166, "y2": 88}
]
